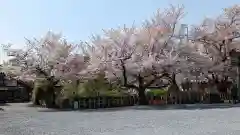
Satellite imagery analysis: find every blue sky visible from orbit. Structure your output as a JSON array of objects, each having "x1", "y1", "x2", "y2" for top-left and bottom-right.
[{"x1": 0, "y1": 0, "x2": 239, "y2": 49}]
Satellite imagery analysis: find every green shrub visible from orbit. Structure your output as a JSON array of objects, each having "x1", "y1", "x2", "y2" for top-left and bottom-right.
[
  {"x1": 60, "y1": 77, "x2": 128, "y2": 101},
  {"x1": 99, "y1": 90, "x2": 129, "y2": 97},
  {"x1": 32, "y1": 78, "x2": 45, "y2": 105},
  {"x1": 62, "y1": 74, "x2": 124, "y2": 99},
  {"x1": 34, "y1": 73, "x2": 128, "y2": 107},
  {"x1": 146, "y1": 89, "x2": 168, "y2": 97}
]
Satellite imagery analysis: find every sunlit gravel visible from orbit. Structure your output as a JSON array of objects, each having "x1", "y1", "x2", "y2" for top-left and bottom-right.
[{"x1": 1, "y1": 103, "x2": 240, "y2": 135}]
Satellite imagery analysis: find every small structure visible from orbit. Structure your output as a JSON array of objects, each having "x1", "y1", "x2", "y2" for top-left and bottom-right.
[{"x1": 0, "y1": 72, "x2": 29, "y2": 103}]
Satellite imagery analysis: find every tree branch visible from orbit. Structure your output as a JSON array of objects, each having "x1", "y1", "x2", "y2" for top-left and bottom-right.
[{"x1": 143, "y1": 72, "x2": 169, "y2": 89}]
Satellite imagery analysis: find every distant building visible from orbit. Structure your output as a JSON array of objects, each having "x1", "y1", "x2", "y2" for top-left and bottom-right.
[
  {"x1": 5, "y1": 49, "x2": 22, "y2": 66},
  {"x1": 8, "y1": 58, "x2": 20, "y2": 67},
  {"x1": 6, "y1": 49, "x2": 22, "y2": 57},
  {"x1": 0, "y1": 72, "x2": 17, "y2": 87},
  {"x1": 0, "y1": 72, "x2": 30, "y2": 102}
]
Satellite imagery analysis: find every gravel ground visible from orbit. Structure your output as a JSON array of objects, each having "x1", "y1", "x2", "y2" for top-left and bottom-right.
[{"x1": 1, "y1": 103, "x2": 240, "y2": 135}]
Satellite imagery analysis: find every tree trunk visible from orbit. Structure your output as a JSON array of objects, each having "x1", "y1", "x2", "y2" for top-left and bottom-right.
[
  {"x1": 138, "y1": 88, "x2": 148, "y2": 105},
  {"x1": 45, "y1": 84, "x2": 56, "y2": 108}
]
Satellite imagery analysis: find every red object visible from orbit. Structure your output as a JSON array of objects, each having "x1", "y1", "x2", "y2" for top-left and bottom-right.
[
  {"x1": 149, "y1": 100, "x2": 154, "y2": 104},
  {"x1": 149, "y1": 100, "x2": 166, "y2": 105},
  {"x1": 153, "y1": 100, "x2": 161, "y2": 105}
]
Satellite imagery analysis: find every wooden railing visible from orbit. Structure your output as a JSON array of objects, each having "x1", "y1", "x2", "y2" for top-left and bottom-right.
[
  {"x1": 69, "y1": 96, "x2": 138, "y2": 109},
  {"x1": 147, "y1": 92, "x2": 232, "y2": 105}
]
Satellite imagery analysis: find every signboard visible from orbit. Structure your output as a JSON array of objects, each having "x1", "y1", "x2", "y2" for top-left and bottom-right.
[
  {"x1": 73, "y1": 101, "x2": 79, "y2": 109},
  {"x1": 179, "y1": 24, "x2": 188, "y2": 38}
]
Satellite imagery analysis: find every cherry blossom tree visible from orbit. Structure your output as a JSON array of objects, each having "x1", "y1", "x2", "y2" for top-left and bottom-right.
[
  {"x1": 3, "y1": 32, "x2": 88, "y2": 105},
  {"x1": 1, "y1": 48, "x2": 36, "y2": 92},
  {"x1": 190, "y1": 5, "x2": 240, "y2": 93},
  {"x1": 84, "y1": 5, "x2": 203, "y2": 105},
  {"x1": 4, "y1": 32, "x2": 88, "y2": 83}
]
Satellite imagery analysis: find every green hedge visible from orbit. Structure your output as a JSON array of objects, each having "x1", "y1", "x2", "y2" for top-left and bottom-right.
[
  {"x1": 146, "y1": 89, "x2": 168, "y2": 97},
  {"x1": 62, "y1": 74, "x2": 124, "y2": 99}
]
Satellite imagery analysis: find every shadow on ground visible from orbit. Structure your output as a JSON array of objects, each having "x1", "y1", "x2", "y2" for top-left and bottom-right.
[
  {"x1": 27, "y1": 103, "x2": 44, "y2": 108},
  {"x1": 0, "y1": 103, "x2": 11, "y2": 106},
  {"x1": 0, "y1": 103, "x2": 8, "y2": 111},
  {"x1": 38, "y1": 106, "x2": 134, "y2": 112},
  {"x1": 132, "y1": 104, "x2": 240, "y2": 111},
  {"x1": 37, "y1": 104, "x2": 240, "y2": 112}
]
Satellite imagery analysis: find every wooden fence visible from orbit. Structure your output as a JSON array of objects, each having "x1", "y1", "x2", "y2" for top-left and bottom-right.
[
  {"x1": 147, "y1": 92, "x2": 232, "y2": 105},
  {"x1": 53, "y1": 93, "x2": 234, "y2": 109},
  {"x1": 69, "y1": 96, "x2": 138, "y2": 109}
]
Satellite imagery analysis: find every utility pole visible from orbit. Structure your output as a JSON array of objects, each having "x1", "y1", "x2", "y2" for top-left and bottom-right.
[{"x1": 179, "y1": 24, "x2": 188, "y2": 45}]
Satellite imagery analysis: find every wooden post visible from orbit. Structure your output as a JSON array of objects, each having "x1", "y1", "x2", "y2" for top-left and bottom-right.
[
  {"x1": 93, "y1": 98, "x2": 96, "y2": 109},
  {"x1": 98, "y1": 97, "x2": 101, "y2": 108},
  {"x1": 83, "y1": 99, "x2": 86, "y2": 109},
  {"x1": 89, "y1": 98, "x2": 92, "y2": 109},
  {"x1": 107, "y1": 97, "x2": 110, "y2": 107},
  {"x1": 121, "y1": 97, "x2": 123, "y2": 106},
  {"x1": 79, "y1": 99, "x2": 82, "y2": 109}
]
